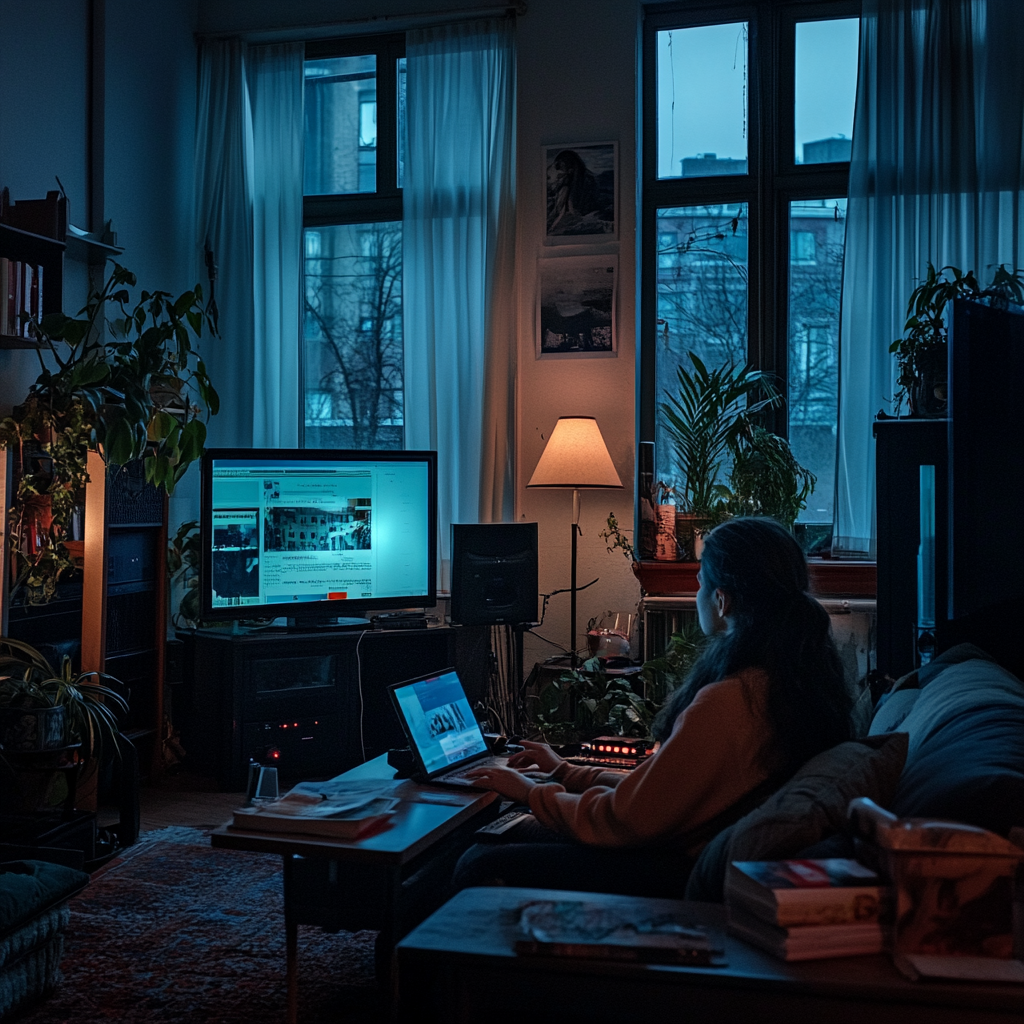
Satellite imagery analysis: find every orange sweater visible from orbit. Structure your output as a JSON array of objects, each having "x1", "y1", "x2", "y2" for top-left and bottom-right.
[{"x1": 528, "y1": 669, "x2": 774, "y2": 848}]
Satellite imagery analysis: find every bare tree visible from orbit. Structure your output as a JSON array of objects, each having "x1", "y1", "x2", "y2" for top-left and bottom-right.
[{"x1": 304, "y1": 222, "x2": 404, "y2": 449}]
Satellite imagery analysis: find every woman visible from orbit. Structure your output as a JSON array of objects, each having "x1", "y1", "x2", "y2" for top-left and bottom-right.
[{"x1": 456, "y1": 517, "x2": 853, "y2": 892}]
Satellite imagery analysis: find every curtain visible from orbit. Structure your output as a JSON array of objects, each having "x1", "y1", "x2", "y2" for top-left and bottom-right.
[
  {"x1": 404, "y1": 18, "x2": 517, "y2": 581},
  {"x1": 834, "y1": 0, "x2": 1024, "y2": 555},
  {"x1": 195, "y1": 41, "x2": 303, "y2": 450},
  {"x1": 248, "y1": 43, "x2": 304, "y2": 449},
  {"x1": 195, "y1": 39, "x2": 254, "y2": 449}
]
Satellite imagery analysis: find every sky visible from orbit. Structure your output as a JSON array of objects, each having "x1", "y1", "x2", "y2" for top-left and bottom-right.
[{"x1": 656, "y1": 18, "x2": 860, "y2": 177}]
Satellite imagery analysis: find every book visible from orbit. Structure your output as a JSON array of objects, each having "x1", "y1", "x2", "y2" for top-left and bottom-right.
[
  {"x1": 0, "y1": 258, "x2": 8, "y2": 334},
  {"x1": 727, "y1": 904, "x2": 883, "y2": 962},
  {"x1": 726, "y1": 858, "x2": 886, "y2": 927},
  {"x1": 232, "y1": 786, "x2": 399, "y2": 840},
  {"x1": 514, "y1": 899, "x2": 724, "y2": 966}
]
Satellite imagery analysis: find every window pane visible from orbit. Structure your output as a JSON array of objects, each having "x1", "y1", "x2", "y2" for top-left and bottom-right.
[
  {"x1": 655, "y1": 204, "x2": 749, "y2": 488},
  {"x1": 303, "y1": 223, "x2": 403, "y2": 449},
  {"x1": 788, "y1": 199, "x2": 846, "y2": 523},
  {"x1": 795, "y1": 19, "x2": 859, "y2": 164},
  {"x1": 657, "y1": 23, "x2": 748, "y2": 179},
  {"x1": 304, "y1": 55, "x2": 376, "y2": 195},
  {"x1": 397, "y1": 57, "x2": 407, "y2": 188}
]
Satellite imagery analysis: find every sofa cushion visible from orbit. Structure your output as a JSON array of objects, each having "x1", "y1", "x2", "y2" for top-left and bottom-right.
[
  {"x1": 888, "y1": 658, "x2": 1024, "y2": 834},
  {"x1": 0, "y1": 861, "x2": 88, "y2": 940},
  {"x1": 685, "y1": 731, "x2": 908, "y2": 902}
]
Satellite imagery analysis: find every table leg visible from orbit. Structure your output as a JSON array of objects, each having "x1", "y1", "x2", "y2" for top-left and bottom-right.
[{"x1": 286, "y1": 918, "x2": 298, "y2": 1024}]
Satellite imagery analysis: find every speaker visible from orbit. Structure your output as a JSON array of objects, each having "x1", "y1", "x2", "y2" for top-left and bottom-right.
[{"x1": 450, "y1": 523, "x2": 538, "y2": 626}]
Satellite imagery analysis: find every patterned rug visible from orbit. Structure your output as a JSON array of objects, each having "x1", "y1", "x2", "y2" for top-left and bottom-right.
[{"x1": 16, "y1": 827, "x2": 382, "y2": 1024}]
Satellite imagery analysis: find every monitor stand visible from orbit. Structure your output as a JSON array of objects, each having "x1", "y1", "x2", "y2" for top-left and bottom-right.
[{"x1": 286, "y1": 615, "x2": 371, "y2": 632}]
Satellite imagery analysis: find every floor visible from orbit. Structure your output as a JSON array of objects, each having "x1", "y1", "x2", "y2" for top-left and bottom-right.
[{"x1": 96, "y1": 772, "x2": 244, "y2": 835}]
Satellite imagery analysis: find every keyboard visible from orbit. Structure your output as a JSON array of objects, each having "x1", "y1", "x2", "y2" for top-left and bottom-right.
[{"x1": 433, "y1": 754, "x2": 508, "y2": 785}]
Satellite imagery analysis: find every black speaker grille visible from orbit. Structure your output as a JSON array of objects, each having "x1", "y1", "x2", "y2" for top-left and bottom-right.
[{"x1": 451, "y1": 523, "x2": 538, "y2": 626}]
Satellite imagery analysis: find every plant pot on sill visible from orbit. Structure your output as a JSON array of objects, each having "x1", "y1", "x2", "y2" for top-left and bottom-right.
[{"x1": 675, "y1": 512, "x2": 711, "y2": 562}]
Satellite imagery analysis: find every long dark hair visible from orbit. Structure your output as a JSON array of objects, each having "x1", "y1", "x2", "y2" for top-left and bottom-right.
[{"x1": 651, "y1": 517, "x2": 852, "y2": 775}]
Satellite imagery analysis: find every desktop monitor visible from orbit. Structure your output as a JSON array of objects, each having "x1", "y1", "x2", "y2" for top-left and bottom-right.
[{"x1": 200, "y1": 448, "x2": 437, "y2": 624}]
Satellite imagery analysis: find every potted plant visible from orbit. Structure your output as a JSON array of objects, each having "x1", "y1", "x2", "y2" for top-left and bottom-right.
[
  {"x1": 0, "y1": 263, "x2": 219, "y2": 604},
  {"x1": 0, "y1": 636, "x2": 129, "y2": 813},
  {"x1": 891, "y1": 263, "x2": 1024, "y2": 416},
  {"x1": 659, "y1": 353, "x2": 781, "y2": 557},
  {"x1": 726, "y1": 424, "x2": 816, "y2": 531},
  {"x1": 167, "y1": 519, "x2": 203, "y2": 628}
]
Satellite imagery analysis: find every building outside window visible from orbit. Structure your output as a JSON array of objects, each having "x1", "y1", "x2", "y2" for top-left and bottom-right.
[
  {"x1": 302, "y1": 35, "x2": 405, "y2": 450},
  {"x1": 642, "y1": 3, "x2": 860, "y2": 530}
]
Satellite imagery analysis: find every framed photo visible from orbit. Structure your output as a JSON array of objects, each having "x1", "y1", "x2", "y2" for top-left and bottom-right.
[
  {"x1": 536, "y1": 254, "x2": 617, "y2": 357},
  {"x1": 543, "y1": 141, "x2": 617, "y2": 244}
]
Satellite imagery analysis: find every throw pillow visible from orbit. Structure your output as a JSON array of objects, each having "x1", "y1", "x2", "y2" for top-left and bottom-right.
[{"x1": 685, "y1": 731, "x2": 908, "y2": 903}]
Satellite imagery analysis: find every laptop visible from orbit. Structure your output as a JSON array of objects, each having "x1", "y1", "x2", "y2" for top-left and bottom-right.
[{"x1": 388, "y1": 667, "x2": 508, "y2": 786}]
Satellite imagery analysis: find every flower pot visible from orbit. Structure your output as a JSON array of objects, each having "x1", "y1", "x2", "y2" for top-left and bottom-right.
[
  {"x1": 0, "y1": 704, "x2": 66, "y2": 752},
  {"x1": 675, "y1": 513, "x2": 711, "y2": 562},
  {"x1": 908, "y1": 348, "x2": 948, "y2": 418}
]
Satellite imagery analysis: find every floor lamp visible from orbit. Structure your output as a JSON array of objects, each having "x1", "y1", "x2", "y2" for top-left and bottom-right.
[{"x1": 527, "y1": 416, "x2": 623, "y2": 667}]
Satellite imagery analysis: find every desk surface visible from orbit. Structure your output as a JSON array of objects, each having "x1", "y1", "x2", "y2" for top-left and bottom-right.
[
  {"x1": 209, "y1": 755, "x2": 497, "y2": 865},
  {"x1": 398, "y1": 887, "x2": 1024, "y2": 1019}
]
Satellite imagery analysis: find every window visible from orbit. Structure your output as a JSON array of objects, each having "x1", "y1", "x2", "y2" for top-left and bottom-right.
[
  {"x1": 302, "y1": 35, "x2": 405, "y2": 449},
  {"x1": 642, "y1": 2, "x2": 860, "y2": 527}
]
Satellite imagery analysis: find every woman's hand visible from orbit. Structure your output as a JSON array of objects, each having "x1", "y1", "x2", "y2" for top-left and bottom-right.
[
  {"x1": 463, "y1": 765, "x2": 537, "y2": 803},
  {"x1": 506, "y1": 739, "x2": 564, "y2": 773}
]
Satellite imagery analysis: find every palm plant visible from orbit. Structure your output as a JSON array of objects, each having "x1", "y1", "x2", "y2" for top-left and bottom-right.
[
  {"x1": 0, "y1": 637, "x2": 129, "y2": 763},
  {"x1": 660, "y1": 353, "x2": 781, "y2": 518}
]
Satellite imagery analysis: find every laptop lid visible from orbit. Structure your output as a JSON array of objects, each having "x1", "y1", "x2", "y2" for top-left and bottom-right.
[{"x1": 388, "y1": 668, "x2": 490, "y2": 778}]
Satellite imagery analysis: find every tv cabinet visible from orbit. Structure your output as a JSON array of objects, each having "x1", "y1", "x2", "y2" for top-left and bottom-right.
[{"x1": 180, "y1": 624, "x2": 490, "y2": 789}]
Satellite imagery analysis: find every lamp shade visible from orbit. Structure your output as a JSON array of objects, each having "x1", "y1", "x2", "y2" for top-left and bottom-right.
[{"x1": 527, "y1": 416, "x2": 623, "y2": 489}]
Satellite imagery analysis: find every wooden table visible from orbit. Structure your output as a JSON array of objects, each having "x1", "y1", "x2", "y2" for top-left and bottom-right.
[
  {"x1": 210, "y1": 756, "x2": 497, "y2": 1023},
  {"x1": 397, "y1": 887, "x2": 1024, "y2": 1024}
]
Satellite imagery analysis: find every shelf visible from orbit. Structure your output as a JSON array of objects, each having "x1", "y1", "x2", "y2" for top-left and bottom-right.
[
  {"x1": 0, "y1": 222, "x2": 65, "y2": 260},
  {"x1": 0, "y1": 332, "x2": 42, "y2": 349},
  {"x1": 65, "y1": 224, "x2": 124, "y2": 266}
]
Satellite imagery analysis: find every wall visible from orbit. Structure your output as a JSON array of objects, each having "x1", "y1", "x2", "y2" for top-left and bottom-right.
[
  {"x1": 0, "y1": 0, "x2": 90, "y2": 410},
  {"x1": 0, "y1": 0, "x2": 201, "y2": 514},
  {"x1": 198, "y1": 0, "x2": 644, "y2": 670}
]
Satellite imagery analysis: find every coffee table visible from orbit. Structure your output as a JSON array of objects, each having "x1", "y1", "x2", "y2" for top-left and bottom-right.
[
  {"x1": 210, "y1": 755, "x2": 497, "y2": 1023},
  {"x1": 396, "y1": 886, "x2": 1024, "y2": 1024}
]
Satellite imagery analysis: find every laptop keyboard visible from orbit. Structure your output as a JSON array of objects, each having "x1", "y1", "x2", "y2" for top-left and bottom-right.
[{"x1": 436, "y1": 755, "x2": 507, "y2": 784}]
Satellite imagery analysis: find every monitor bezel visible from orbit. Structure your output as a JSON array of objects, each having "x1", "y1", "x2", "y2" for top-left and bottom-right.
[{"x1": 199, "y1": 447, "x2": 438, "y2": 622}]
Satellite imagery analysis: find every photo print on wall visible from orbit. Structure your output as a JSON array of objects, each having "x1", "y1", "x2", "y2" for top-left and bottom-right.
[
  {"x1": 537, "y1": 254, "x2": 617, "y2": 357},
  {"x1": 543, "y1": 142, "x2": 617, "y2": 243}
]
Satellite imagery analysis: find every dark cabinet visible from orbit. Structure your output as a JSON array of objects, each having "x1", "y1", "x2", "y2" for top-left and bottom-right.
[{"x1": 181, "y1": 624, "x2": 490, "y2": 789}]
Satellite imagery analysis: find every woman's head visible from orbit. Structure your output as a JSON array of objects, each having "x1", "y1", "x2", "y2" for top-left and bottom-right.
[
  {"x1": 652, "y1": 517, "x2": 852, "y2": 773},
  {"x1": 696, "y1": 517, "x2": 809, "y2": 635}
]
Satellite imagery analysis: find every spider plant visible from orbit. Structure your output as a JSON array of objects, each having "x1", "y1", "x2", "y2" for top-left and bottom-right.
[{"x1": 0, "y1": 637, "x2": 129, "y2": 763}]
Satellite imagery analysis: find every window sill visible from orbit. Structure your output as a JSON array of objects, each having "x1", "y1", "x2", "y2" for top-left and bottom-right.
[{"x1": 633, "y1": 559, "x2": 876, "y2": 598}]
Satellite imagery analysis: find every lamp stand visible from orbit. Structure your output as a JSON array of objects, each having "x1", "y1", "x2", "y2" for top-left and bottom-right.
[{"x1": 570, "y1": 487, "x2": 580, "y2": 668}]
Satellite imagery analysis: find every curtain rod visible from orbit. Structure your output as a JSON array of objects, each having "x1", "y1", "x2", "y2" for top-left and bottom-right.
[{"x1": 197, "y1": 3, "x2": 527, "y2": 43}]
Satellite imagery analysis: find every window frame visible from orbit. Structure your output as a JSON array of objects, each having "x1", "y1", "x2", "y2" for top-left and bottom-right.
[
  {"x1": 640, "y1": 0, "x2": 860, "y2": 447},
  {"x1": 301, "y1": 33, "x2": 406, "y2": 448}
]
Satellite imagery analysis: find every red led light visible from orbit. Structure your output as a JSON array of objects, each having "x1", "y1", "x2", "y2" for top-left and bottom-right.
[{"x1": 293, "y1": 722, "x2": 298, "y2": 728}]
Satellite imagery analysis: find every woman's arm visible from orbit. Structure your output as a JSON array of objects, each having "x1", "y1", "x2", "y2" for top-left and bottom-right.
[{"x1": 527, "y1": 673, "x2": 772, "y2": 847}]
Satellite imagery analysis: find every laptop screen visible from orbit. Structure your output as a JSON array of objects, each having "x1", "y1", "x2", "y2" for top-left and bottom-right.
[{"x1": 391, "y1": 669, "x2": 489, "y2": 776}]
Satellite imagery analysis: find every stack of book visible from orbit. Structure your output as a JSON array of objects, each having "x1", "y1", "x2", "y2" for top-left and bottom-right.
[{"x1": 725, "y1": 858, "x2": 887, "y2": 961}]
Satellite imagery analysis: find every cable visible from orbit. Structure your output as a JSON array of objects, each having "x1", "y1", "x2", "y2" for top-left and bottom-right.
[{"x1": 355, "y1": 628, "x2": 369, "y2": 762}]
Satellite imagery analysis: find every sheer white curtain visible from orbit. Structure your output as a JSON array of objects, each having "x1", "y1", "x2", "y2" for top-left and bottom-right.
[
  {"x1": 195, "y1": 41, "x2": 303, "y2": 450},
  {"x1": 835, "y1": 0, "x2": 1024, "y2": 555},
  {"x1": 248, "y1": 43, "x2": 304, "y2": 449},
  {"x1": 404, "y1": 18, "x2": 517, "y2": 579}
]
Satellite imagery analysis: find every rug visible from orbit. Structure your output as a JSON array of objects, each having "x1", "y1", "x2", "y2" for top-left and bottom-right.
[{"x1": 15, "y1": 827, "x2": 382, "y2": 1024}]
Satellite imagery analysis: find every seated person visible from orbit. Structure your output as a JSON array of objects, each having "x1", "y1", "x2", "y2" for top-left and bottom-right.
[{"x1": 454, "y1": 516, "x2": 854, "y2": 896}]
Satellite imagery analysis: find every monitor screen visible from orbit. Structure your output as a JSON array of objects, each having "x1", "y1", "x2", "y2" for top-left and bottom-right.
[
  {"x1": 391, "y1": 670, "x2": 488, "y2": 775},
  {"x1": 200, "y1": 448, "x2": 437, "y2": 621}
]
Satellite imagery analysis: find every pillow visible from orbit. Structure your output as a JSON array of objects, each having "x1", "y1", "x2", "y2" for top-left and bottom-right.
[
  {"x1": 685, "y1": 732, "x2": 908, "y2": 903},
  {"x1": 0, "y1": 860, "x2": 89, "y2": 940}
]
